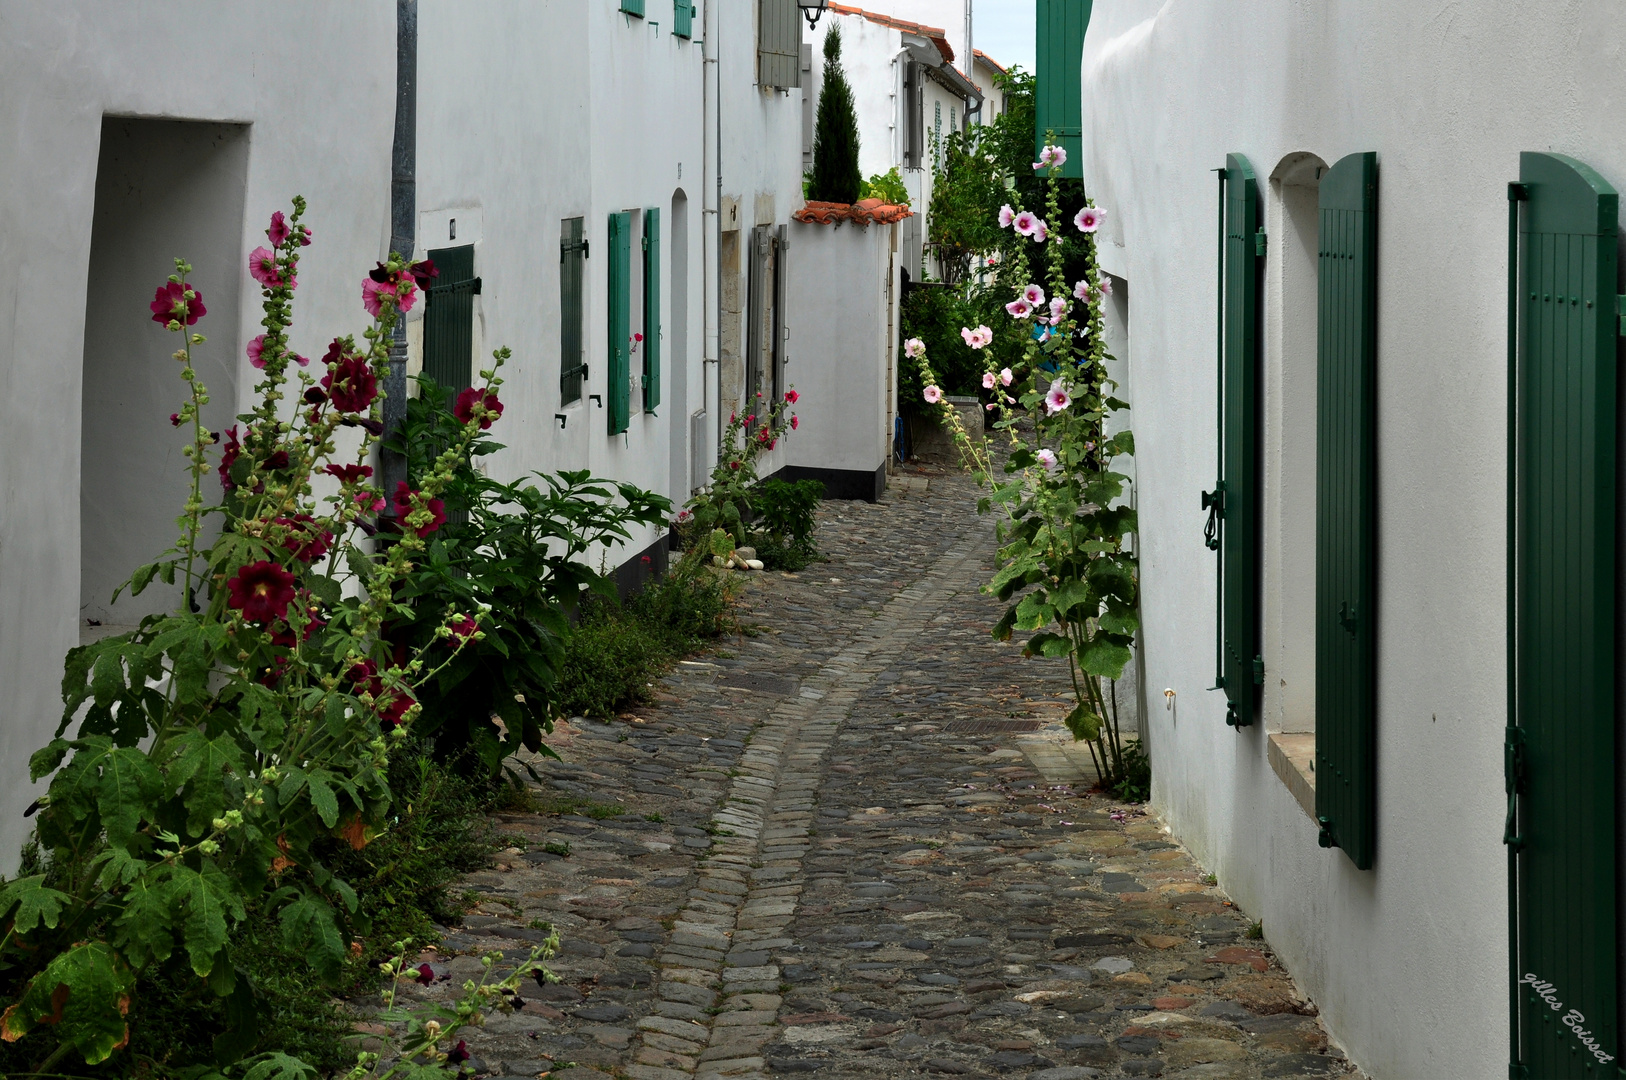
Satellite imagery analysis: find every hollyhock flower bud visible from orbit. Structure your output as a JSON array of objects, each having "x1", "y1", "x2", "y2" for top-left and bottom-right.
[
  {"x1": 393, "y1": 482, "x2": 446, "y2": 537},
  {"x1": 170, "y1": 413, "x2": 183, "y2": 427},
  {"x1": 923, "y1": 385, "x2": 943, "y2": 404},
  {"x1": 299, "y1": 225, "x2": 312, "y2": 246},
  {"x1": 247, "y1": 334, "x2": 267, "y2": 369},
  {"x1": 790, "y1": 415, "x2": 799, "y2": 430},
  {"x1": 408, "y1": 259, "x2": 439, "y2": 290},
  {"x1": 1074, "y1": 205, "x2": 1105, "y2": 233},
  {"x1": 293, "y1": 352, "x2": 310, "y2": 367},
  {"x1": 454, "y1": 387, "x2": 504, "y2": 429},
  {"x1": 1036, "y1": 448, "x2": 1060, "y2": 473},
  {"x1": 149, "y1": 281, "x2": 206, "y2": 326},
  {"x1": 226, "y1": 560, "x2": 297, "y2": 624},
  {"x1": 446, "y1": 1041, "x2": 470, "y2": 1065},
  {"x1": 268, "y1": 211, "x2": 291, "y2": 246},
  {"x1": 998, "y1": 204, "x2": 1016, "y2": 228}
]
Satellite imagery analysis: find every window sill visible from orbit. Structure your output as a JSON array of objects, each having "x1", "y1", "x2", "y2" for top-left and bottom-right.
[{"x1": 1268, "y1": 732, "x2": 1316, "y2": 822}]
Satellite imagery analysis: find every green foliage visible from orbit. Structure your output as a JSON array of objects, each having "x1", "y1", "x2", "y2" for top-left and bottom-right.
[
  {"x1": 809, "y1": 24, "x2": 861, "y2": 204},
  {"x1": 555, "y1": 562, "x2": 735, "y2": 719},
  {"x1": 683, "y1": 396, "x2": 797, "y2": 550},
  {"x1": 752, "y1": 478, "x2": 824, "y2": 572},
  {"x1": 859, "y1": 167, "x2": 910, "y2": 206},
  {"x1": 389, "y1": 377, "x2": 670, "y2": 775}
]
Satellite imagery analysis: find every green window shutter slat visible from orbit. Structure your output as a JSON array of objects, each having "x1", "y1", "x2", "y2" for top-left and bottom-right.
[
  {"x1": 560, "y1": 217, "x2": 586, "y2": 405},
  {"x1": 1508, "y1": 151, "x2": 1620, "y2": 1077},
  {"x1": 757, "y1": 0, "x2": 801, "y2": 89},
  {"x1": 1314, "y1": 151, "x2": 1379, "y2": 871},
  {"x1": 608, "y1": 211, "x2": 632, "y2": 435},
  {"x1": 644, "y1": 206, "x2": 662, "y2": 413},
  {"x1": 620, "y1": 0, "x2": 645, "y2": 17},
  {"x1": 673, "y1": 0, "x2": 693, "y2": 37},
  {"x1": 424, "y1": 244, "x2": 476, "y2": 397},
  {"x1": 1214, "y1": 153, "x2": 1262, "y2": 729},
  {"x1": 1033, "y1": 0, "x2": 1091, "y2": 178}
]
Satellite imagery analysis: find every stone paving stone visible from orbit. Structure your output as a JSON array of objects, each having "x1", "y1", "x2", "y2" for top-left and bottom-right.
[{"x1": 364, "y1": 470, "x2": 1366, "y2": 1080}]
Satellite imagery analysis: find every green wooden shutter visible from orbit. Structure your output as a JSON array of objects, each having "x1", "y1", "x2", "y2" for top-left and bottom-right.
[
  {"x1": 560, "y1": 218, "x2": 586, "y2": 405},
  {"x1": 620, "y1": 0, "x2": 645, "y2": 17},
  {"x1": 1034, "y1": 0, "x2": 1091, "y2": 178},
  {"x1": 1314, "y1": 152, "x2": 1379, "y2": 871},
  {"x1": 607, "y1": 211, "x2": 632, "y2": 435},
  {"x1": 1508, "y1": 151, "x2": 1620, "y2": 1078},
  {"x1": 757, "y1": 0, "x2": 801, "y2": 89},
  {"x1": 424, "y1": 244, "x2": 477, "y2": 397},
  {"x1": 644, "y1": 206, "x2": 662, "y2": 413},
  {"x1": 673, "y1": 0, "x2": 693, "y2": 37},
  {"x1": 1208, "y1": 153, "x2": 1263, "y2": 728}
]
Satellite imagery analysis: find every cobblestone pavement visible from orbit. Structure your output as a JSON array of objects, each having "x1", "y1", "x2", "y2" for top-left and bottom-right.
[{"x1": 381, "y1": 471, "x2": 1365, "y2": 1080}]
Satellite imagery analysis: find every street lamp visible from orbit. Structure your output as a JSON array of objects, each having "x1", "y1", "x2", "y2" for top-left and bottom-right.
[{"x1": 797, "y1": 0, "x2": 828, "y2": 28}]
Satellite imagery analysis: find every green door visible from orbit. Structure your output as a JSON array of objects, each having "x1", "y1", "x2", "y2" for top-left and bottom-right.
[
  {"x1": 1207, "y1": 153, "x2": 1263, "y2": 728},
  {"x1": 424, "y1": 244, "x2": 477, "y2": 397},
  {"x1": 1314, "y1": 151, "x2": 1378, "y2": 871},
  {"x1": 1508, "y1": 151, "x2": 1620, "y2": 1078},
  {"x1": 607, "y1": 211, "x2": 631, "y2": 435}
]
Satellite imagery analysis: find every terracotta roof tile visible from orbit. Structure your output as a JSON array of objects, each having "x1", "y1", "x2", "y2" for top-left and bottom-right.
[
  {"x1": 827, "y1": 3, "x2": 954, "y2": 63},
  {"x1": 973, "y1": 49, "x2": 1006, "y2": 75},
  {"x1": 793, "y1": 199, "x2": 914, "y2": 226}
]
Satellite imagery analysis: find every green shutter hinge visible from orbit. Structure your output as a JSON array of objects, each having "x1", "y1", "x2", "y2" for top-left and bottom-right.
[
  {"x1": 1616, "y1": 294, "x2": 1626, "y2": 336},
  {"x1": 1503, "y1": 726, "x2": 1526, "y2": 850},
  {"x1": 1317, "y1": 816, "x2": 1337, "y2": 849},
  {"x1": 1201, "y1": 484, "x2": 1224, "y2": 550},
  {"x1": 1255, "y1": 229, "x2": 1267, "y2": 257},
  {"x1": 1252, "y1": 656, "x2": 1264, "y2": 685}
]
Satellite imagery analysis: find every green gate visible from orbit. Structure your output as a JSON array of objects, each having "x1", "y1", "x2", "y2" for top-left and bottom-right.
[
  {"x1": 424, "y1": 244, "x2": 477, "y2": 396},
  {"x1": 1314, "y1": 151, "x2": 1378, "y2": 871},
  {"x1": 1204, "y1": 153, "x2": 1264, "y2": 728},
  {"x1": 1507, "y1": 151, "x2": 1621, "y2": 1079}
]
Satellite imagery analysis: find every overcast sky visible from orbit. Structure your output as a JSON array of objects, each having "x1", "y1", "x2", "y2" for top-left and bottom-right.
[{"x1": 972, "y1": 0, "x2": 1035, "y2": 74}]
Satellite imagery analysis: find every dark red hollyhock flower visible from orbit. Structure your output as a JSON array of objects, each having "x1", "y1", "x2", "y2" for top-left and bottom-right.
[
  {"x1": 277, "y1": 514, "x2": 334, "y2": 562},
  {"x1": 325, "y1": 463, "x2": 374, "y2": 485},
  {"x1": 377, "y1": 688, "x2": 415, "y2": 730},
  {"x1": 445, "y1": 1041, "x2": 469, "y2": 1065},
  {"x1": 303, "y1": 386, "x2": 327, "y2": 405},
  {"x1": 393, "y1": 482, "x2": 446, "y2": 537},
  {"x1": 367, "y1": 262, "x2": 393, "y2": 285},
  {"x1": 349, "y1": 658, "x2": 384, "y2": 699},
  {"x1": 149, "y1": 281, "x2": 206, "y2": 326},
  {"x1": 448, "y1": 616, "x2": 478, "y2": 642},
  {"x1": 265, "y1": 450, "x2": 291, "y2": 471},
  {"x1": 414, "y1": 963, "x2": 436, "y2": 985},
  {"x1": 408, "y1": 259, "x2": 438, "y2": 290},
  {"x1": 321, "y1": 350, "x2": 378, "y2": 413},
  {"x1": 218, "y1": 427, "x2": 242, "y2": 491},
  {"x1": 170, "y1": 413, "x2": 183, "y2": 427},
  {"x1": 270, "y1": 611, "x2": 325, "y2": 650},
  {"x1": 453, "y1": 387, "x2": 504, "y2": 430},
  {"x1": 226, "y1": 561, "x2": 297, "y2": 624},
  {"x1": 258, "y1": 655, "x2": 289, "y2": 688}
]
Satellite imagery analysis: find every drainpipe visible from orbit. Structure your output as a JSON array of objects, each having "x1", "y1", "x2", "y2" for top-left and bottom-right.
[
  {"x1": 707, "y1": 0, "x2": 723, "y2": 468},
  {"x1": 381, "y1": 0, "x2": 417, "y2": 518}
]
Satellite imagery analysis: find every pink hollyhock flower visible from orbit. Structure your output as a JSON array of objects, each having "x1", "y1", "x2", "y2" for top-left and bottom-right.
[
  {"x1": 268, "y1": 211, "x2": 291, "y2": 246},
  {"x1": 1099, "y1": 275, "x2": 1114, "y2": 296},
  {"x1": 454, "y1": 387, "x2": 504, "y2": 429},
  {"x1": 972, "y1": 326, "x2": 993, "y2": 348},
  {"x1": 1033, "y1": 145, "x2": 1067, "y2": 171},
  {"x1": 293, "y1": 352, "x2": 310, "y2": 367},
  {"x1": 1005, "y1": 298, "x2": 1032, "y2": 319},
  {"x1": 1045, "y1": 378, "x2": 1072, "y2": 415},
  {"x1": 1073, "y1": 279, "x2": 1091, "y2": 300},
  {"x1": 923, "y1": 385, "x2": 943, "y2": 404},
  {"x1": 249, "y1": 247, "x2": 288, "y2": 289},
  {"x1": 1000, "y1": 368, "x2": 1014, "y2": 386},
  {"x1": 1031, "y1": 218, "x2": 1049, "y2": 243},
  {"x1": 904, "y1": 338, "x2": 926, "y2": 358},
  {"x1": 790, "y1": 414, "x2": 799, "y2": 430},
  {"x1": 394, "y1": 281, "x2": 418, "y2": 314},
  {"x1": 393, "y1": 482, "x2": 446, "y2": 537},
  {"x1": 1022, "y1": 284, "x2": 1045, "y2": 306},
  {"x1": 1075, "y1": 205, "x2": 1105, "y2": 233},
  {"x1": 1012, "y1": 211, "x2": 1038, "y2": 236},
  {"x1": 246, "y1": 334, "x2": 267, "y2": 369},
  {"x1": 785, "y1": 388, "x2": 800, "y2": 404},
  {"x1": 1036, "y1": 448, "x2": 1060, "y2": 473},
  {"x1": 356, "y1": 492, "x2": 386, "y2": 512},
  {"x1": 982, "y1": 372, "x2": 996, "y2": 389},
  {"x1": 998, "y1": 204, "x2": 1016, "y2": 228},
  {"x1": 674, "y1": 509, "x2": 694, "y2": 523},
  {"x1": 227, "y1": 560, "x2": 297, "y2": 624},
  {"x1": 1049, "y1": 145, "x2": 1068, "y2": 168},
  {"x1": 1049, "y1": 296, "x2": 1070, "y2": 321},
  {"x1": 362, "y1": 277, "x2": 398, "y2": 317},
  {"x1": 149, "y1": 281, "x2": 206, "y2": 326}
]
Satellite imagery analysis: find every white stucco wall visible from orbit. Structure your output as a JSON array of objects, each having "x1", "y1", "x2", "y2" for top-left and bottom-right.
[
  {"x1": 1078, "y1": 2, "x2": 1626, "y2": 1076},
  {"x1": 0, "y1": 0, "x2": 395, "y2": 876},
  {"x1": 808, "y1": 13, "x2": 907, "y2": 188}
]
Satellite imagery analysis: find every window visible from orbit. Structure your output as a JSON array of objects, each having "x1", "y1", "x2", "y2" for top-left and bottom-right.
[
  {"x1": 757, "y1": 0, "x2": 800, "y2": 89},
  {"x1": 560, "y1": 217, "x2": 586, "y2": 405},
  {"x1": 903, "y1": 63, "x2": 922, "y2": 167}
]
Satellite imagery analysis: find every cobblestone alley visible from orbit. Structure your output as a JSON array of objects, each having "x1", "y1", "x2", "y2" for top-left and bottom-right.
[{"x1": 388, "y1": 472, "x2": 1365, "y2": 1080}]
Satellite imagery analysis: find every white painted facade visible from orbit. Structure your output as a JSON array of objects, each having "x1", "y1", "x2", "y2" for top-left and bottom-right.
[{"x1": 1076, "y1": 2, "x2": 1626, "y2": 1076}]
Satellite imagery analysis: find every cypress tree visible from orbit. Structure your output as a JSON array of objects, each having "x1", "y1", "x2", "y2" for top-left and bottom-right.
[{"x1": 809, "y1": 24, "x2": 862, "y2": 204}]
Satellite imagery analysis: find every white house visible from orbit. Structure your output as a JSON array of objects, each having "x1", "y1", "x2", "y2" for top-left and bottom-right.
[
  {"x1": 970, "y1": 49, "x2": 1008, "y2": 125},
  {"x1": 1077, "y1": 1, "x2": 1626, "y2": 1076}
]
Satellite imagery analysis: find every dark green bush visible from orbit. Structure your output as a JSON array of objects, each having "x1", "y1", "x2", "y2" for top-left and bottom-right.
[{"x1": 752, "y1": 478, "x2": 823, "y2": 571}]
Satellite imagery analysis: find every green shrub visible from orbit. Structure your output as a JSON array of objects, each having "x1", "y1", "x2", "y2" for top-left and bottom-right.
[
  {"x1": 809, "y1": 25, "x2": 861, "y2": 204},
  {"x1": 860, "y1": 167, "x2": 909, "y2": 206},
  {"x1": 752, "y1": 478, "x2": 823, "y2": 571}
]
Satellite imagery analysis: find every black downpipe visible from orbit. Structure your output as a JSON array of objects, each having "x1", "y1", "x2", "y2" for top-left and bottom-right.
[{"x1": 381, "y1": 0, "x2": 417, "y2": 517}]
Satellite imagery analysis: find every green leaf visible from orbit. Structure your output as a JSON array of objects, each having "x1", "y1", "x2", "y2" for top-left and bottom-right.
[
  {"x1": 1099, "y1": 605, "x2": 1140, "y2": 636},
  {"x1": 1077, "y1": 634, "x2": 1133, "y2": 679},
  {"x1": 1024, "y1": 632, "x2": 1074, "y2": 658},
  {"x1": 114, "y1": 870, "x2": 178, "y2": 968},
  {"x1": 1064, "y1": 702, "x2": 1103, "y2": 741},
  {"x1": 306, "y1": 772, "x2": 340, "y2": 828},
  {"x1": 238, "y1": 1052, "x2": 320, "y2": 1080},
  {"x1": 305, "y1": 574, "x2": 342, "y2": 607},
  {"x1": 96, "y1": 745, "x2": 164, "y2": 848},
  {"x1": 1048, "y1": 579, "x2": 1093, "y2": 619},
  {"x1": 279, "y1": 895, "x2": 346, "y2": 981},
  {"x1": 0, "y1": 942, "x2": 135, "y2": 1064},
  {"x1": 1013, "y1": 592, "x2": 1054, "y2": 632},
  {"x1": 169, "y1": 865, "x2": 238, "y2": 977},
  {"x1": 0, "y1": 875, "x2": 70, "y2": 935},
  {"x1": 29, "y1": 738, "x2": 70, "y2": 782},
  {"x1": 170, "y1": 733, "x2": 243, "y2": 838},
  {"x1": 128, "y1": 562, "x2": 160, "y2": 598}
]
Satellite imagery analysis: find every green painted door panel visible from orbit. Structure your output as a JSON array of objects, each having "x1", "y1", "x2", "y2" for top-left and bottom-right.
[
  {"x1": 1509, "y1": 151, "x2": 1620, "y2": 1079},
  {"x1": 424, "y1": 244, "x2": 476, "y2": 396},
  {"x1": 1314, "y1": 151, "x2": 1378, "y2": 871},
  {"x1": 644, "y1": 206, "x2": 662, "y2": 413},
  {"x1": 607, "y1": 211, "x2": 631, "y2": 435},
  {"x1": 1034, "y1": 0, "x2": 1091, "y2": 178},
  {"x1": 1215, "y1": 153, "x2": 1263, "y2": 728}
]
